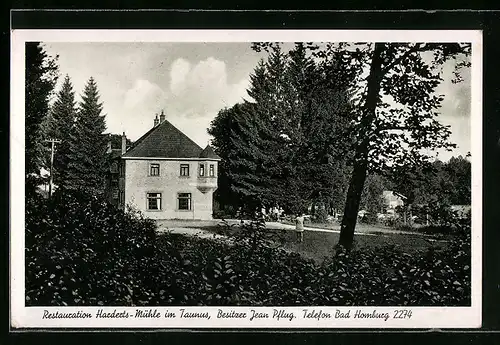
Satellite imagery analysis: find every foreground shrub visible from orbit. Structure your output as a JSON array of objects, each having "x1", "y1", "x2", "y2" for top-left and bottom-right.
[
  {"x1": 26, "y1": 192, "x2": 471, "y2": 307},
  {"x1": 145, "y1": 231, "x2": 470, "y2": 306},
  {"x1": 26, "y1": 191, "x2": 158, "y2": 306}
]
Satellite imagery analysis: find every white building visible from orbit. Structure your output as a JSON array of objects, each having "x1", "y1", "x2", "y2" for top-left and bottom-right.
[
  {"x1": 382, "y1": 190, "x2": 405, "y2": 210},
  {"x1": 112, "y1": 111, "x2": 220, "y2": 220}
]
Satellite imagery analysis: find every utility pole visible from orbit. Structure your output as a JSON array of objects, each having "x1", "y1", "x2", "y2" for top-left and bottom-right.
[{"x1": 45, "y1": 138, "x2": 61, "y2": 198}]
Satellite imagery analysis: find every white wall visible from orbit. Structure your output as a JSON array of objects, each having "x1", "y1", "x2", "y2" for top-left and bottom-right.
[{"x1": 123, "y1": 159, "x2": 217, "y2": 220}]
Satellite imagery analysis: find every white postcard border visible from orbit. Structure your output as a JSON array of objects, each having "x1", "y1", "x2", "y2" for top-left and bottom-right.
[{"x1": 10, "y1": 29, "x2": 483, "y2": 329}]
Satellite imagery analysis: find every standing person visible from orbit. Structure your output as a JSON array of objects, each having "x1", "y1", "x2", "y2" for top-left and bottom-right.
[
  {"x1": 295, "y1": 214, "x2": 305, "y2": 243},
  {"x1": 260, "y1": 206, "x2": 267, "y2": 221},
  {"x1": 273, "y1": 207, "x2": 280, "y2": 222},
  {"x1": 278, "y1": 207, "x2": 284, "y2": 222}
]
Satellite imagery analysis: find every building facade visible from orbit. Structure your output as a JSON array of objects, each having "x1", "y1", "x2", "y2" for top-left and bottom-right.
[
  {"x1": 382, "y1": 190, "x2": 405, "y2": 210},
  {"x1": 108, "y1": 111, "x2": 220, "y2": 220}
]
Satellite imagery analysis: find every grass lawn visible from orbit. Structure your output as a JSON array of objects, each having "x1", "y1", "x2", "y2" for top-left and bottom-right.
[
  {"x1": 198, "y1": 224, "x2": 450, "y2": 263},
  {"x1": 278, "y1": 230, "x2": 449, "y2": 262}
]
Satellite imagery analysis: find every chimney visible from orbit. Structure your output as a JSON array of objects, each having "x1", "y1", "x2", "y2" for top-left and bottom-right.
[
  {"x1": 153, "y1": 114, "x2": 159, "y2": 127},
  {"x1": 121, "y1": 132, "x2": 127, "y2": 154},
  {"x1": 159, "y1": 109, "x2": 165, "y2": 123}
]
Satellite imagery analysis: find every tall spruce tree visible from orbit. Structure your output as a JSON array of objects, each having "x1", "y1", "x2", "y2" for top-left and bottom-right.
[
  {"x1": 209, "y1": 105, "x2": 247, "y2": 213},
  {"x1": 47, "y1": 75, "x2": 77, "y2": 189},
  {"x1": 66, "y1": 77, "x2": 108, "y2": 195},
  {"x1": 210, "y1": 43, "x2": 354, "y2": 215},
  {"x1": 25, "y1": 42, "x2": 58, "y2": 196},
  {"x1": 287, "y1": 43, "x2": 355, "y2": 214},
  {"x1": 227, "y1": 102, "x2": 278, "y2": 210}
]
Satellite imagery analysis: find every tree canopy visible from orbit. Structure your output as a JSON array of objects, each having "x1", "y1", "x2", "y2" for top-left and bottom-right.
[
  {"x1": 45, "y1": 75, "x2": 77, "y2": 189},
  {"x1": 391, "y1": 155, "x2": 471, "y2": 208},
  {"x1": 65, "y1": 77, "x2": 108, "y2": 195},
  {"x1": 25, "y1": 42, "x2": 58, "y2": 195},
  {"x1": 319, "y1": 42, "x2": 471, "y2": 248},
  {"x1": 209, "y1": 43, "x2": 354, "y2": 216},
  {"x1": 240, "y1": 41, "x2": 470, "y2": 248}
]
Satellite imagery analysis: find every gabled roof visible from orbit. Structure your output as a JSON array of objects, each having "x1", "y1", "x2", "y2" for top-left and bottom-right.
[
  {"x1": 122, "y1": 119, "x2": 204, "y2": 159},
  {"x1": 199, "y1": 145, "x2": 221, "y2": 160}
]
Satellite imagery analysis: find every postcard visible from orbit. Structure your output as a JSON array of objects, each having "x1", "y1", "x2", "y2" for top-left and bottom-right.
[{"x1": 10, "y1": 28, "x2": 482, "y2": 329}]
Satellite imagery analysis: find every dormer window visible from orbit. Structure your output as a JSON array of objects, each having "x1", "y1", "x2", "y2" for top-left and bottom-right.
[{"x1": 199, "y1": 163, "x2": 205, "y2": 177}]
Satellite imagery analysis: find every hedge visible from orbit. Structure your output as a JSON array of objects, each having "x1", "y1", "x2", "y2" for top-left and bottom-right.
[{"x1": 25, "y1": 192, "x2": 471, "y2": 306}]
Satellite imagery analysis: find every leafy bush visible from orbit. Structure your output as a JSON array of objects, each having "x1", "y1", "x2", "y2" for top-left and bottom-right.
[
  {"x1": 212, "y1": 207, "x2": 237, "y2": 220},
  {"x1": 26, "y1": 191, "x2": 471, "y2": 307},
  {"x1": 312, "y1": 207, "x2": 328, "y2": 223},
  {"x1": 382, "y1": 216, "x2": 401, "y2": 228},
  {"x1": 360, "y1": 212, "x2": 378, "y2": 224},
  {"x1": 145, "y1": 231, "x2": 470, "y2": 306},
  {"x1": 215, "y1": 217, "x2": 288, "y2": 253},
  {"x1": 412, "y1": 203, "x2": 471, "y2": 229},
  {"x1": 26, "y1": 191, "x2": 158, "y2": 306}
]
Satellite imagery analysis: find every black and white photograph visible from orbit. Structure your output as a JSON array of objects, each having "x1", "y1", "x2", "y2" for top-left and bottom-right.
[{"x1": 11, "y1": 30, "x2": 482, "y2": 328}]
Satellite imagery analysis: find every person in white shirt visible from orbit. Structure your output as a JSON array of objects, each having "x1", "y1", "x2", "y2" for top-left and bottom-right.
[
  {"x1": 295, "y1": 214, "x2": 305, "y2": 243},
  {"x1": 272, "y1": 207, "x2": 280, "y2": 222}
]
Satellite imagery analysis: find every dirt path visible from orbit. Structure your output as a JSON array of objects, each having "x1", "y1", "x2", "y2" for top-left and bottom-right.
[
  {"x1": 156, "y1": 226, "x2": 228, "y2": 240},
  {"x1": 264, "y1": 221, "x2": 435, "y2": 237},
  {"x1": 156, "y1": 219, "x2": 376, "y2": 237},
  {"x1": 156, "y1": 219, "x2": 447, "y2": 245}
]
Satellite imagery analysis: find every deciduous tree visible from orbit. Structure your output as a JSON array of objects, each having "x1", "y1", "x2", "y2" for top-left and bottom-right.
[{"x1": 331, "y1": 43, "x2": 471, "y2": 248}]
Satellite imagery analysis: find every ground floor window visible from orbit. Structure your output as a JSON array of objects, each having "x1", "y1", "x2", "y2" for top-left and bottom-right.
[
  {"x1": 147, "y1": 192, "x2": 162, "y2": 210},
  {"x1": 178, "y1": 193, "x2": 192, "y2": 210}
]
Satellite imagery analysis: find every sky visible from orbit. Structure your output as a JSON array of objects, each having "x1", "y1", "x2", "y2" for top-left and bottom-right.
[{"x1": 42, "y1": 42, "x2": 471, "y2": 160}]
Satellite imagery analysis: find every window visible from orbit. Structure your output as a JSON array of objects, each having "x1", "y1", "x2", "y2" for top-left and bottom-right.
[
  {"x1": 209, "y1": 164, "x2": 215, "y2": 177},
  {"x1": 180, "y1": 164, "x2": 190, "y2": 177},
  {"x1": 199, "y1": 163, "x2": 205, "y2": 177},
  {"x1": 112, "y1": 187, "x2": 119, "y2": 199},
  {"x1": 178, "y1": 193, "x2": 192, "y2": 210},
  {"x1": 147, "y1": 193, "x2": 162, "y2": 210},
  {"x1": 150, "y1": 163, "x2": 160, "y2": 176}
]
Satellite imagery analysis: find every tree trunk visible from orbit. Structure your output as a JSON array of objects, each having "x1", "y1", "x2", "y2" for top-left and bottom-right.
[
  {"x1": 338, "y1": 43, "x2": 385, "y2": 250},
  {"x1": 338, "y1": 152, "x2": 370, "y2": 248}
]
